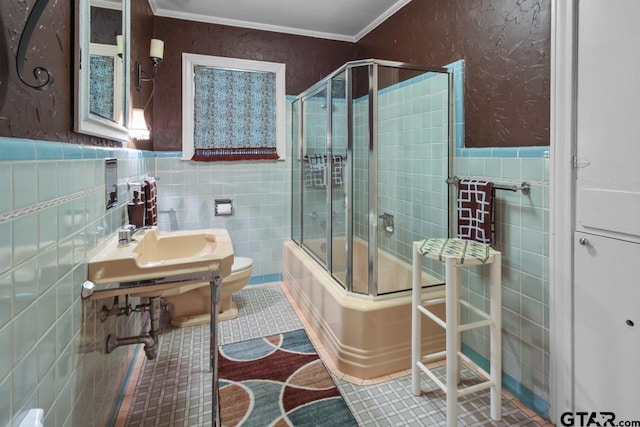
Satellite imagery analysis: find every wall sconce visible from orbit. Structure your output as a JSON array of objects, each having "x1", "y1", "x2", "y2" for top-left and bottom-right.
[
  {"x1": 136, "y1": 39, "x2": 164, "y2": 89},
  {"x1": 129, "y1": 108, "x2": 150, "y2": 140},
  {"x1": 130, "y1": 39, "x2": 164, "y2": 140}
]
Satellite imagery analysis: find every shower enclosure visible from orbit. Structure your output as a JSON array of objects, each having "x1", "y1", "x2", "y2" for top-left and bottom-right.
[{"x1": 291, "y1": 59, "x2": 454, "y2": 297}]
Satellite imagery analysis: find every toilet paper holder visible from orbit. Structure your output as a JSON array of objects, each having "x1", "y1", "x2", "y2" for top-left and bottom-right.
[{"x1": 215, "y1": 199, "x2": 233, "y2": 216}]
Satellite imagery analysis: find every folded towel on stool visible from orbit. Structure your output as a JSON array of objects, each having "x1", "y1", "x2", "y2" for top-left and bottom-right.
[{"x1": 457, "y1": 178, "x2": 495, "y2": 245}]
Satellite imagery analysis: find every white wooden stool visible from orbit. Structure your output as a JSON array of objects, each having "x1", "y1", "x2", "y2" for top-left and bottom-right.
[{"x1": 411, "y1": 238, "x2": 502, "y2": 426}]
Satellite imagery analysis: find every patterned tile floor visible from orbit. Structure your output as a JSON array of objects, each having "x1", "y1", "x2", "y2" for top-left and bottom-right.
[{"x1": 117, "y1": 283, "x2": 552, "y2": 427}]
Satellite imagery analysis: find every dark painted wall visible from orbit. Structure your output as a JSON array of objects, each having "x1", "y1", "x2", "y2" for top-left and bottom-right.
[
  {"x1": 151, "y1": 17, "x2": 356, "y2": 151},
  {"x1": 90, "y1": 6, "x2": 121, "y2": 45},
  {"x1": 0, "y1": 0, "x2": 550, "y2": 149},
  {"x1": 0, "y1": 1, "x2": 355, "y2": 149},
  {"x1": 0, "y1": 0, "x2": 119, "y2": 146},
  {"x1": 129, "y1": 0, "x2": 155, "y2": 150},
  {"x1": 357, "y1": 0, "x2": 550, "y2": 147}
]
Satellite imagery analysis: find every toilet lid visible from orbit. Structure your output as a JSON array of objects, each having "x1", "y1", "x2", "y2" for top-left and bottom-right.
[{"x1": 232, "y1": 257, "x2": 252, "y2": 272}]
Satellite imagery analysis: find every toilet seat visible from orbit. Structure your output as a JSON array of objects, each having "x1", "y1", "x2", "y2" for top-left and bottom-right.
[{"x1": 232, "y1": 257, "x2": 252, "y2": 272}]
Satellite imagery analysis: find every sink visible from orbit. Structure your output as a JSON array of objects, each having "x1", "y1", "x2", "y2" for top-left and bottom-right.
[
  {"x1": 88, "y1": 227, "x2": 233, "y2": 418},
  {"x1": 134, "y1": 229, "x2": 219, "y2": 266},
  {"x1": 87, "y1": 227, "x2": 234, "y2": 296}
]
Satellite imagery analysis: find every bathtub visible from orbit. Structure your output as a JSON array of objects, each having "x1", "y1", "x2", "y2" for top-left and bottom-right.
[{"x1": 283, "y1": 240, "x2": 446, "y2": 379}]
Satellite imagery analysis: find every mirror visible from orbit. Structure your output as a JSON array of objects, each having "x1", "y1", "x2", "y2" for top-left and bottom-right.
[{"x1": 75, "y1": 0, "x2": 130, "y2": 143}]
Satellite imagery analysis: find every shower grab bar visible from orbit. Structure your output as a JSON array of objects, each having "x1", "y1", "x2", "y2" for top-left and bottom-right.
[{"x1": 446, "y1": 176, "x2": 531, "y2": 195}]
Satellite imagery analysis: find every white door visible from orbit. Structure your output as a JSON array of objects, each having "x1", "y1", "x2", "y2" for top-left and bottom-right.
[
  {"x1": 575, "y1": 0, "x2": 640, "y2": 242},
  {"x1": 574, "y1": 232, "x2": 640, "y2": 418},
  {"x1": 573, "y1": 0, "x2": 640, "y2": 417}
]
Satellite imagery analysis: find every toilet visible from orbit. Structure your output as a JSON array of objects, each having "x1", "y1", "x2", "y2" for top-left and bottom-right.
[{"x1": 161, "y1": 257, "x2": 253, "y2": 327}]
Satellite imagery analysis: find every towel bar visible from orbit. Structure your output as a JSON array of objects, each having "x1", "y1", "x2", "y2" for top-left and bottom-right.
[{"x1": 445, "y1": 176, "x2": 530, "y2": 195}]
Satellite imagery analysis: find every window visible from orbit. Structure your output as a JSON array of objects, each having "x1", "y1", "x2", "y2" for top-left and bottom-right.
[{"x1": 182, "y1": 53, "x2": 286, "y2": 161}]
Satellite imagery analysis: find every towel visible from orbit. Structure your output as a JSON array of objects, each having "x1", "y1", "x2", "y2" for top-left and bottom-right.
[
  {"x1": 143, "y1": 177, "x2": 158, "y2": 226},
  {"x1": 304, "y1": 154, "x2": 326, "y2": 188},
  {"x1": 331, "y1": 155, "x2": 344, "y2": 187},
  {"x1": 457, "y1": 178, "x2": 495, "y2": 245},
  {"x1": 303, "y1": 154, "x2": 344, "y2": 189}
]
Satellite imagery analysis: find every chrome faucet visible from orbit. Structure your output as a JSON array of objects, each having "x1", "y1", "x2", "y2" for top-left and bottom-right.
[
  {"x1": 118, "y1": 224, "x2": 136, "y2": 245},
  {"x1": 118, "y1": 224, "x2": 150, "y2": 245}
]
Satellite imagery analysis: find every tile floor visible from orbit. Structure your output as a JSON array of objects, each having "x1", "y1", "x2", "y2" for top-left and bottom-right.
[{"x1": 117, "y1": 283, "x2": 553, "y2": 426}]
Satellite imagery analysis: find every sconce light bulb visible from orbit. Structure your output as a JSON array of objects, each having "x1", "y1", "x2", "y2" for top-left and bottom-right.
[{"x1": 150, "y1": 39, "x2": 164, "y2": 60}]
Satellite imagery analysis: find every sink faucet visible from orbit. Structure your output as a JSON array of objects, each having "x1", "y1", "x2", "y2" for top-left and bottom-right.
[
  {"x1": 118, "y1": 224, "x2": 136, "y2": 245},
  {"x1": 118, "y1": 224, "x2": 150, "y2": 245}
]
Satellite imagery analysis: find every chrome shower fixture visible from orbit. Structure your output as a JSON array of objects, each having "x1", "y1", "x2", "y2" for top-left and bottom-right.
[{"x1": 379, "y1": 213, "x2": 394, "y2": 233}]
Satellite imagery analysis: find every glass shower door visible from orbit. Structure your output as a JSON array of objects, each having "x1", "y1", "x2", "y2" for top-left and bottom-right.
[
  {"x1": 330, "y1": 73, "x2": 348, "y2": 287},
  {"x1": 350, "y1": 64, "x2": 371, "y2": 295},
  {"x1": 291, "y1": 98, "x2": 301, "y2": 244},
  {"x1": 300, "y1": 87, "x2": 328, "y2": 265},
  {"x1": 375, "y1": 65, "x2": 451, "y2": 294}
]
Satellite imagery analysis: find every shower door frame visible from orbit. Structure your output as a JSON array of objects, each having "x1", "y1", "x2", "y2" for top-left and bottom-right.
[
  {"x1": 293, "y1": 59, "x2": 452, "y2": 297},
  {"x1": 297, "y1": 82, "x2": 334, "y2": 271}
]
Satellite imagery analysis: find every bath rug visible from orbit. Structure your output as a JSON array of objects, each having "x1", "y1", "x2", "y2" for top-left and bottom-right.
[{"x1": 218, "y1": 329, "x2": 357, "y2": 427}]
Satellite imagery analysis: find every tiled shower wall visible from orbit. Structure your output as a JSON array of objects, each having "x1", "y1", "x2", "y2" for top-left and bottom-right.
[
  {"x1": 373, "y1": 71, "x2": 450, "y2": 282},
  {"x1": 0, "y1": 138, "x2": 155, "y2": 427},
  {"x1": 351, "y1": 70, "x2": 450, "y2": 286},
  {"x1": 295, "y1": 68, "x2": 450, "y2": 286}
]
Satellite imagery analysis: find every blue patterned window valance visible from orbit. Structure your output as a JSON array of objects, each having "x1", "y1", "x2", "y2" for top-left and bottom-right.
[
  {"x1": 183, "y1": 54, "x2": 286, "y2": 161},
  {"x1": 192, "y1": 66, "x2": 278, "y2": 161}
]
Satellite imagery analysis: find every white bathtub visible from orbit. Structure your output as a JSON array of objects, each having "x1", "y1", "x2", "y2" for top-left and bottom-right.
[{"x1": 283, "y1": 240, "x2": 446, "y2": 379}]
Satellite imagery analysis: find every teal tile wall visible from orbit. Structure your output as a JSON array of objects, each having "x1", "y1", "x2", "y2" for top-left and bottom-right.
[
  {"x1": 352, "y1": 95, "x2": 369, "y2": 246},
  {"x1": 451, "y1": 59, "x2": 551, "y2": 419},
  {"x1": 376, "y1": 71, "x2": 450, "y2": 283},
  {"x1": 154, "y1": 157, "x2": 291, "y2": 277},
  {"x1": 456, "y1": 152, "x2": 550, "y2": 418},
  {"x1": 0, "y1": 138, "x2": 155, "y2": 427},
  {"x1": 153, "y1": 100, "x2": 293, "y2": 278}
]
